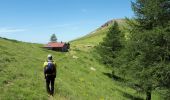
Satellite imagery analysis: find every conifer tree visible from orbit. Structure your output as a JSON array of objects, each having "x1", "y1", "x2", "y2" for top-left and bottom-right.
[
  {"x1": 124, "y1": 0, "x2": 170, "y2": 99},
  {"x1": 98, "y1": 21, "x2": 123, "y2": 66},
  {"x1": 50, "y1": 34, "x2": 57, "y2": 42}
]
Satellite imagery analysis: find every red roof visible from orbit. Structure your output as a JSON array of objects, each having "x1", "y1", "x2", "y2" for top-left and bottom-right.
[{"x1": 44, "y1": 42, "x2": 65, "y2": 48}]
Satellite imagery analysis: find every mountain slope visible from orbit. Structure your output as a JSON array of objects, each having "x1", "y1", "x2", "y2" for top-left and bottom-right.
[
  {"x1": 72, "y1": 19, "x2": 127, "y2": 46},
  {"x1": 0, "y1": 19, "x2": 161, "y2": 100},
  {"x1": 0, "y1": 37, "x2": 141, "y2": 100}
]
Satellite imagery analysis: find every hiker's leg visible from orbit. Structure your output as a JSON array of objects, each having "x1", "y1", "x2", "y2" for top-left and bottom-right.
[
  {"x1": 50, "y1": 77, "x2": 55, "y2": 95},
  {"x1": 46, "y1": 76, "x2": 50, "y2": 94}
]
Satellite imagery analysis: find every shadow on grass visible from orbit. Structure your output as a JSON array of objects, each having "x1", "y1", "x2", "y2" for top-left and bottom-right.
[
  {"x1": 123, "y1": 92, "x2": 144, "y2": 100},
  {"x1": 103, "y1": 72, "x2": 142, "y2": 89},
  {"x1": 115, "y1": 87, "x2": 144, "y2": 100},
  {"x1": 103, "y1": 72, "x2": 125, "y2": 82},
  {"x1": 103, "y1": 72, "x2": 144, "y2": 100}
]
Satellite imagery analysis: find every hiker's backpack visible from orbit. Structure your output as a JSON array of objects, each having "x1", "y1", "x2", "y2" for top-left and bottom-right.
[{"x1": 45, "y1": 61, "x2": 55, "y2": 74}]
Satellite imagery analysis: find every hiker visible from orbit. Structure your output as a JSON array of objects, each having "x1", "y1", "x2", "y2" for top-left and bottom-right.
[{"x1": 43, "y1": 54, "x2": 57, "y2": 96}]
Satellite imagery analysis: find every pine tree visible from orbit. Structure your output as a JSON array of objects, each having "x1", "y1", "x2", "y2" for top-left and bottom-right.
[
  {"x1": 98, "y1": 21, "x2": 123, "y2": 66},
  {"x1": 132, "y1": 0, "x2": 170, "y2": 29},
  {"x1": 50, "y1": 34, "x2": 57, "y2": 42},
  {"x1": 124, "y1": 0, "x2": 170, "y2": 99}
]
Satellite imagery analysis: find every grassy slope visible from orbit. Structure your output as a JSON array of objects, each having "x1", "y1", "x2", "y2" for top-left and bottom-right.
[
  {"x1": 0, "y1": 19, "x2": 161, "y2": 100},
  {"x1": 70, "y1": 20, "x2": 161, "y2": 100},
  {"x1": 0, "y1": 37, "x2": 141, "y2": 100}
]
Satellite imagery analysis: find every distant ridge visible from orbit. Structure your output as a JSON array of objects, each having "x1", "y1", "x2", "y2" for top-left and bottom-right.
[
  {"x1": 72, "y1": 19, "x2": 125, "y2": 43},
  {"x1": 100, "y1": 19, "x2": 125, "y2": 29}
]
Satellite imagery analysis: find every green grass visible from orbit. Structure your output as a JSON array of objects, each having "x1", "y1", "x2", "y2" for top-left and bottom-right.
[{"x1": 0, "y1": 20, "x2": 162, "y2": 100}]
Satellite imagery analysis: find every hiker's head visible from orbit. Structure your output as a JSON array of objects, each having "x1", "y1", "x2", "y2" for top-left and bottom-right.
[{"x1": 47, "y1": 54, "x2": 53, "y2": 60}]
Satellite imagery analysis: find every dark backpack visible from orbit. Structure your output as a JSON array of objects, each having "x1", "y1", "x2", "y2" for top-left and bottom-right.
[{"x1": 45, "y1": 61, "x2": 55, "y2": 74}]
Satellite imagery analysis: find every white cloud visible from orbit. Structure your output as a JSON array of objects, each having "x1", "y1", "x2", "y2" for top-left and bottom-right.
[{"x1": 0, "y1": 28, "x2": 26, "y2": 34}]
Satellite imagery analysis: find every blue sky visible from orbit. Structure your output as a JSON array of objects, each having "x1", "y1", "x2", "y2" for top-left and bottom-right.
[{"x1": 0, "y1": 0, "x2": 134, "y2": 43}]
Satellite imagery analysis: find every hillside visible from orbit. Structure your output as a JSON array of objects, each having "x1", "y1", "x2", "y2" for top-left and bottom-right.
[
  {"x1": 0, "y1": 20, "x2": 161, "y2": 100},
  {"x1": 72, "y1": 19, "x2": 127, "y2": 46}
]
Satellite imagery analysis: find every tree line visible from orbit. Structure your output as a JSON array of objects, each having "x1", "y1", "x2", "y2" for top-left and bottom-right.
[{"x1": 97, "y1": 0, "x2": 170, "y2": 100}]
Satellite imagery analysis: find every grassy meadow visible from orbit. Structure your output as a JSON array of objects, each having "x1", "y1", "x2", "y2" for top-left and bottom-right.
[{"x1": 0, "y1": 20, "x2": 162, "y2": 100}]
